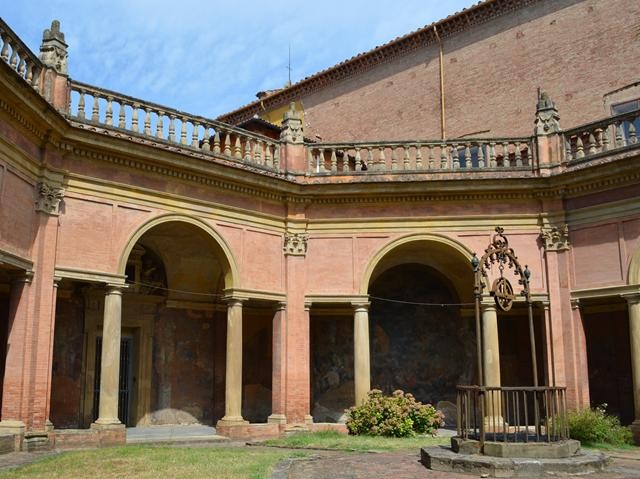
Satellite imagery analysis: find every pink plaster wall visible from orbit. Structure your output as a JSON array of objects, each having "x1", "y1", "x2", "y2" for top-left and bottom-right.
[
  {"x1": 0, "y1": 167, "x2": 35, "y2": 259},
  {"x1": 572, "y1": 223, "x2": 626, "y2": 288}
]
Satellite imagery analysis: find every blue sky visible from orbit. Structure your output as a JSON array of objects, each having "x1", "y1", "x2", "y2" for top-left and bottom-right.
[{"x1": 3, "y1": 1, "x2": 471, "y2": 119}]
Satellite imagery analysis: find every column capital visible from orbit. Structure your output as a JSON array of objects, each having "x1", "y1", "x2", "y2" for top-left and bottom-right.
[
  {"x1": 35, "y1": 179, "x2": 65, "y2": 215},
  {"x1": 570, "y1": 298, "x2": 581, "y2": 310},
  {"x1": 275, "y1": 301, "x2": 287, "y2": 311},
  {"x1": 623, "y1": 292, "x2": 640, "y2": 306},
  {"x1": 352, "y1": 301, "x2": 370, "y2": 312},
  {"x1": 105, "y1": 284, "x2": 126, "y2": 296},
  {"x1": 223, "y1": 296, "x2": 245, "y2": 308},
  {"x1": 539, "y1": 224, "x2": 570, "y2": 252},
  {"x1": 10, "y1": 271, "x2": 34, "y2": 285}
]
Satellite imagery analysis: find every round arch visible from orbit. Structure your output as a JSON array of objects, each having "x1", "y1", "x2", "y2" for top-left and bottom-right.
[
  {"x1": 360, "y1": 233, "x2": 474, "y2": 295},
  {"x1": 117, "y1": 213, "x2": 240, "y2": 290},
  {"x1": 628, "y1": 244, "x2": 640, "y2": 285}
]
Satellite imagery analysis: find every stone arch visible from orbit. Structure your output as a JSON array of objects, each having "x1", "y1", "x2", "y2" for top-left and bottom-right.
[
  {"x1": 360, "y1": 233, "x2": 474, "y2": 297},
  {"x1": 118, "y1": 213, "x2": 239, "y2": 290}
]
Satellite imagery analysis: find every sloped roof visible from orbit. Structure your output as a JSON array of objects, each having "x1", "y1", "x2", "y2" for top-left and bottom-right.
[{"x1": 217, "y1": 0, "x2": 540, "y2": 125}]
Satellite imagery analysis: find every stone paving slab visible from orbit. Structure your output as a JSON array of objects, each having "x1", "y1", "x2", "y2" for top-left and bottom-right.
[{"x1": 126, "y1": 424, "x2": 228, "y2": 444}]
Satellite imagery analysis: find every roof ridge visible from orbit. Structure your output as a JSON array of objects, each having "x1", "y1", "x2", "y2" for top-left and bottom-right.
[{"x1": 217, "y1": 0, "x2": 540, "y2": 125}]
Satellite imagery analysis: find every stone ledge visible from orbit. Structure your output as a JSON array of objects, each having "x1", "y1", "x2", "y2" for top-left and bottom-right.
[
  {"x1": 421, "y1": 446, "x2": 610, "y2": 478},
  {"x1": 451, "y1": 437, "x2": 581, "y2": 458}
]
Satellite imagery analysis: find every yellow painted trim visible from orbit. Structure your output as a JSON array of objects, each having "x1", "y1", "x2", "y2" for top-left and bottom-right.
[
  {"x1": 359, "y1": 233, "x2": 474, "y2": 295},
  {"x1": 628, "y1": 245, "x2": 640, "y2": 286},
  {"x1": 117, "y1": 213, "x2": 240, "y2": 289}
]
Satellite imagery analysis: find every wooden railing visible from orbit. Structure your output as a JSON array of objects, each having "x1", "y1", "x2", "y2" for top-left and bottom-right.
[
  {"x1": 0, "y1": 18, "x2": 43, "y2": 89},
  {"x1": 563, "y1": 108, "x2": 640, "y2": 162},
  {"x1": 67, "y1": 81, "x2": 282, "y2": 172},
  {"x1": 457, "y1": 385, "x2": 569, "y2": 450},
  {"x1": 307, "y1": 138, "x2": 534, "y2": 174}
]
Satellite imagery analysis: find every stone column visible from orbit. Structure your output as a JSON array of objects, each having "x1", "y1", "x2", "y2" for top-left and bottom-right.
[
  {"x1": 268, "y1": 302, "x2": 287, "y2": 425},
  {"x1": 626, "y1": 293, "x2": 640, "y2": 444},
  {"x1": 218, "y1": 298, "x2": 247, "y2": 425},
  {"x1": 353, "y1": 302, "x2": 371, "y2": 406},
  {"x1": 93, "y1": 285, "x2": 123, "y2": 427},
  {"x1": 482, "y1": 301, "x2": 503, "y2": 428}
]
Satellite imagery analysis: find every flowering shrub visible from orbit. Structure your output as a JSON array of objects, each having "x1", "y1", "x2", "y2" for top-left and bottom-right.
[
  {"x1": 568, "y1": 404, "x2": 633, "y2": 446},
  {"x1": 345, "y1": 389, "x2": 445, "y2": 437}
]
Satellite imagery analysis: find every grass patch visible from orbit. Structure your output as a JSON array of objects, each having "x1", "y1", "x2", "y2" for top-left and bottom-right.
[
  {"x1": 263, "y1": 430, "x2": 448, "y2": 451},
  {"x1": 0, "y1": 445, "x2": 306, "y2": 479}
]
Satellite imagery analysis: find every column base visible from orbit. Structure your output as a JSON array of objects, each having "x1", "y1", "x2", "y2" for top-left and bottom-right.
[
  {"x1": 0, "y1": 420, "x2": 26, "y2": 435},
  {"x1": 216, "y1": 416, "x2": 249, "y2": 427},
  {"x1": 304, "y1": 414, "x2": 314, "y2": 425},
  {"x1": 90, "y1": 421, "x2": 125, "y2": 447},
  {"x1": 91, "y1": 418, "x2": 123, "y2": 428},
  {"x1": 484, "y1": 416, "x2": 507, "y2": 433},
  {"x1": 631, "y1": 420, "x2": 640, "y2": 445},
  {"x1": 45, "y1": 419, "x2": 54, "y2": 432},
  {"x1": 267, "y1": 414, "x2": 287, "y2": 425}
]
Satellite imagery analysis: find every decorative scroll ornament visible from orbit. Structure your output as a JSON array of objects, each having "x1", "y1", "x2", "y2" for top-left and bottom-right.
[
  {"x1": 39, "y1": 20, "x2": 68, "y2": 75},
  {"x1": 280, "y1": 102, "x2": 303, "y2": 144},
  {"x1": 35, "y1": 181, "x2": 64, "y2": 215},
  {"x1": 540, "y1": 224, "x2": 570, "y2": 251},
  {"x1": 283, "y1": 232, "x2": 308, "y2": 256},
  {"x1": 534, "y1": 90, "x2": 560, "y2": 135}
]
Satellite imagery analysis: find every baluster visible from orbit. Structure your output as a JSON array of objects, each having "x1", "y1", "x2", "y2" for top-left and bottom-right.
[
  {"x1": 77, "y1": 90, "x2": 86, "y2": 120},
  {"x1": 0, "y1": 34, "x2": 9, "y2": 62},
  {"x1": 415, "y1": 144, "x2": 423, "y2": 169},
  {"x1": 515, "y1": 142, "x2": 522, "y2": 167},
  {"x1": 118, "y1": 102, "x2": 126, "y2": 129},
  {"x1": 105, "y1": 97, "x2": 113, "y2": 126},
  {"x1": 25, "y1": 63, "x2": 33, "y2": 84},
  {"x1": 366, "y1": 147, "x2": 373, "y2": 171},
  {"x1": 594, "y1": 128, "x2": 603, "y2": 152},
  {"x1": 342, "y1": 150, "x2": 350, "y2": 172},
  {"x1": 91, "y1": 95, "x2": 99, "y2": 122},
  {"x1": 201, "y1": 126, "x2": 210, "y2": 151},
  {"x1": 213, "y1": 131, "x2": 221, "y2": 154},
  {"x1": 234, "y1": 136, "x2": 242, "y2": 159},
  {"x1": 440, "y1": 144, "x2": 448, "y2": 169},
  {"x1": 575, "y1": 136, "x2": 584, "y2": 158},
  {"x1": 221, "y1": 132, "x2": 230, "y2": 155},
  {"x1": 452, "y1": 143, "x2": 460, "y2": 169},
  {"x1": 355, "y1": 147, "x2": 362, "y2": 172},
  {"x1": 330, "y1": 149, "x2": 337, "y2": 172},
  {"x1": 378, "y1": 146, "x2": 386, "y2": 171},
  {"x1": 565, "y1": 137, "x2": 573, "y2": 161},
  {"x1": 391, "y1": 145, "x2": 398, "y2": 170},
  {"x1": 132, "y1": 104, "x2": 140, "y2": 133},
  {"x1": 31, "y1": 65, "x2": 40, "y2": 90},
  {"x1": 274, "y1": 145, "x2": 281, "y2": 170},
  {"x1": 428, "y1": 145, "x2": 435, "y2": 169},
  {"x1": 180, "y1": 118, "x2": 188, "y2": 145},
  {"x1": 156, "y1": 111, "x2": 164, "y2": 139},
  {"x1": 308, "y1": 147, "x2": 315, "y2": 171},
  {"x1": 254, "y1": 140, "x2": 263, "y2": 165},
  {"x1": 601, "y1": 126, "x2": 610, "y2": 152},
  {"x1": 144, "y1": 108, "x2": 151, "y2": 136},
  {"x1": 9, "y1": 47, "x2": 18, "y2": 69},
  {"x1": 403, "y1": 145, "x2": 410, "y2": 169},
  {"x1": 168, "y1": 115, "x2": 176, "y2": 142},
  {"x1": 191, "y1": 122, "x2": 200, "y2": 148},
  {"x1": 502, "y1": 141, "x2": 510, "y2": 167},
  {"x1": 265, "y1": 142, "x2": 273, "y2": 167},
  {"x1": 616, "y1": 122, "x2": 624, "y2": 147},
  {"x1": 318, "y1": 148, "x2": 325, "y2": 172},
  {"x1": 629, "y1": 121, "x2": 637, "y2": 144},
  {"x1": 464, "y1": 143, "x2": 471, "y2": 168},
  {"x1": 17, "y1": 55, "x2": 26, "y2": 76},
  {"x1": 478, "y1": 142, "x2": 485, "y2": 168},
  {"x1": 587, "y1": 132, "x2": 596, "y2": 154},
  {"x1": 489, "y1": 142, "x2": 496, "y2": 167},
  {"x1": 244, "y1": 138, "x2": 252, "y2": 162}
]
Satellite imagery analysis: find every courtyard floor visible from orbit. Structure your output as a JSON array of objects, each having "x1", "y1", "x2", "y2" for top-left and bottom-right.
[{"x1": 0, "y1": 429, "x2": 638, "y2": 478}]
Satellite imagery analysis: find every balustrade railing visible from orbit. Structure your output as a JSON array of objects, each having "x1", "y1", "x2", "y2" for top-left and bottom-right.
[
  {"x1": 563, "y1": 108, "x2": 640, "y2": 162},
  {"x1": 307, "y1": 138, "x2": 533, "y2": 174},
  {"x1": 67, "y1": 81, "x2": 282, "y2": 172},
  {"x1": 0, "y1": 18, "x2": 43, "y2": 89},
  {"x1": 457, "y1": 386, "x2": 569, "y2": 450}
]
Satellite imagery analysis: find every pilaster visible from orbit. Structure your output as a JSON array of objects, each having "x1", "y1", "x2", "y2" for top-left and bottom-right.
[
  {"x1": 268, "y1": 301, "x2": 288, "y2": 425},
  {"x1": 352, "y1": 301, "x2": 371, "y2": 406},
  {"x1": 623, "y1": 293, "x2": 640, "y2": 444}
]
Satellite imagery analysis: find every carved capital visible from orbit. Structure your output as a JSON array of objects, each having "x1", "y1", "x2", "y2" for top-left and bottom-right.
[
  {"x1": 534, "y1": 90, "x2": 560, "y2": 135},
  {"x1": 540, "y1": 224, "x2": 570, "y2": 251},
  {"x1": 283, "y1": 232, "x2": 308, "y2": 256},
  {"x1": 279, "y1": 102, "x2": 303, "y2": 144},
  {"x1": 35, "y1": 180, "x2": 64, "y2": 215},
  {"x1": 39, "y1": 20, "x2": 68, "y2": 75}
]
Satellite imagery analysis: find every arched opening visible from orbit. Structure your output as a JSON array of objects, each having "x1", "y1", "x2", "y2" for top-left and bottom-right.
[
  {"x1": 50, "y1": 218, "x2": 274, "y2": 429},
  {"x1": 365, "y1": 238, "x2": 476, "y2": 418}
]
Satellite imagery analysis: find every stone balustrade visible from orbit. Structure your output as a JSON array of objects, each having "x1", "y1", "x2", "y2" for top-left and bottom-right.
[
  {"x1": 563, "y1": 108, "x2": 640, "y2": 162},
  {"x1": 307, "y1": 138, "x2": 533, "y2": 174},
  {"x1": 0, "y1": 19, "x2": 43, "y2": 89},
  {"x1": 67, "y1": 81, "x2": 282, "y2": 172}
]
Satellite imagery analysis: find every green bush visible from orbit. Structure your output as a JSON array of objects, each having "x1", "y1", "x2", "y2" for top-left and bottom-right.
[
  {"x1": 345, "y1": 389, "x2": 445, "y2": 437},
  {"x1": 568, "y1": 404, "x2": 633, "y2": 447}
]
